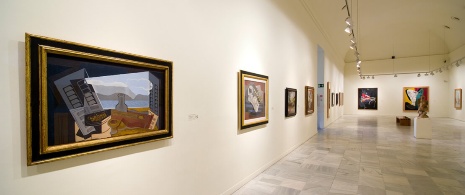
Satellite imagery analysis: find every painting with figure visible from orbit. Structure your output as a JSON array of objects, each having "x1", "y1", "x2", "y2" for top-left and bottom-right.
[
  {"x1": 455, "y1": 89, "x2": 462, "y2": 109},
  {"x1": 285, "y1": 88, "x2": 297, "y2": 117},
  {"x1": 26, "y1": 34, "x2": 173, "y2": 165},
  {"x1": 358, "y1": 88, "x2": 378, "y2": 110},
  {"x1": 239, "y1": 70, "x2": 269, "y2": 129},
  {"x1": 403, "y1": 87, "x2": 429, "y2": 111},
  {"x1": 305, "y1": 86, "x2": 314, "y2": 115}
]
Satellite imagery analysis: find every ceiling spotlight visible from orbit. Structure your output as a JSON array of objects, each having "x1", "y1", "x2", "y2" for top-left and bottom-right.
[
  {"x1": 456, "y1": 62, "x2": 460, "y2": 67},
  {"x1": 350, "y1": 37, "x2": 356, "y2": 44},
  {"x1": 430, "y1": 71, "x2": 434, "y2": 76},
  {"x1": 367, "y1": 76, "x2": 370, "y2": 79},
  {"x1": 363, "y1": 76, "x2": 366, "y2": 80},
  {"x1": 357, "y1": 60, "x2": 362, "y2": 65},
  {"x1": 345, "y1": 17, "x2": 353, "y2": 26},
  {"x1": 417, "y1": 73, "x2": 421, "y2": 77},
  {"x1": 345, "y1": 25, "x2": 352, "y2": 34},
  {"x1": 425, "y1": 72, "x2": 429, "y2": 76},
  {"x1": 350, "y1": 42, "x2": 356, "y2": 49},
  {"x1": 439, "y1": 68, "x2": 443, "y2": 73},
  {"x1": 372, "y1": 76, "x2": 374, "y2": 79},
  {"x1": 394, "y1": 74, "x2": 397, "y2": 77},
  {"x1": 354, "y1": 51, "x2": 360, "y2": 56}
]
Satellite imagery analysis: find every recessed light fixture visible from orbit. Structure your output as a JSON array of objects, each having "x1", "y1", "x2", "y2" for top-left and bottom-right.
[{"x1": 417, "y1": 73, "x2": 421, "y2": 77}]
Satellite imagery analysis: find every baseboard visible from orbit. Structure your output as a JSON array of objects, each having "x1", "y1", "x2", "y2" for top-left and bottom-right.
[{"x1": 221, "y1": 135, "x2": 312, "y2": 195}]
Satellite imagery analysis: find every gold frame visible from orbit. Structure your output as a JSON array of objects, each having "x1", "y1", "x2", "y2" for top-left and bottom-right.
[
  {"x1": 305, "y1": 86, "x2": 314, "y2": 115},
  {"x1": 239, "y1": 70, "x2": 269, "y2": 129},
  {"x1": 26, "y1": 34, "x2": 173, "y2": 165},
  {"x1": 455, "y1": 88, "x2": 462, "y2": 109}
]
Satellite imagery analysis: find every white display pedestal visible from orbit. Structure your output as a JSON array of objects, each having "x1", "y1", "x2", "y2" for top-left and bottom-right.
[{"x1": 414, "y1": 117, "x2": 432, "y2": 139}]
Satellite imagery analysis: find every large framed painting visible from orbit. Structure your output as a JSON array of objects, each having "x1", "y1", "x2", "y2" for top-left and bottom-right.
[
  {"x1": 285, "y1": 88, "x2": 297, "y2": 117},
  {"x1": 26, "y1": 34, "x2": 173, "y2": 165},
  {"x1": 239, "y1": 70, "x2": 269, "y2": 129},
  {"x1": 358, "y1": 88, "x2": 378, "y2": 110},
  {"x1": 305, "y1": 86, "x2": 314, "y2": 115},
  {"x1": 455, "y1": 88, "x2": 462, "y2": 109},
  {"x1": 403, "y1": 86, "x2": 429, "y2": 111}
]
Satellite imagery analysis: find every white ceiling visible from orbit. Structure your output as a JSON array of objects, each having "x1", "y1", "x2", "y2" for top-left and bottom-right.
[{"x1": 302, "y1": 0, "x2": 465, "y2": 63}]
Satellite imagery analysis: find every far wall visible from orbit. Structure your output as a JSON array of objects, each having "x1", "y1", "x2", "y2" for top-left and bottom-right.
[{"x1": 344, "y1": 56, "x2": 451, "y2": 117}]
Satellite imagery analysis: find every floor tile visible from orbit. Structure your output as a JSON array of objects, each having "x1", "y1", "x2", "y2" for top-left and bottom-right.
[{"x1": 233, "y1": 116, "x2": 465, "y2": 195}]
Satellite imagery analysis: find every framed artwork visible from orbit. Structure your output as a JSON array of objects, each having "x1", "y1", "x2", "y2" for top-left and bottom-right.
[
  {"x1": 331, "y1": 93, "x2": 335, "y2": 107},
  {"x1": 336, "y1": 93, "x2": 339, "y2": 105},
  {"x1": 285, "y1": 88, "x2": 297, "y2": 117},
  {"x1": 455, "y1": 88, "x2": 462, "y2": 109},
  {"x1": 305, "y1": 86, "x2": 314, "y2": 115},
  {"x1": 358, "y1": 88, "x2": 378, "y2": 110},
  {"x1": 403, "y1": 86, "x2": 429, "y2": 111},
  {"x1": 339, "y1": 92, "x2": 343, "y2": 106},
  {"x1": 239, "y1": 70, "x2": 269, "y2": 129},
  {"x1": 26, "y1": 34, "x2": 173, "y2": 165},
  {"x1": 327, "y1": 82, "x2": 330, "y2": 118}
]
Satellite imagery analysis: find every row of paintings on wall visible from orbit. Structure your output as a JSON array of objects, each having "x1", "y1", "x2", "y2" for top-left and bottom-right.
[
  {"x1": 330, "y1": 92, "x2": 344, "y2": 107},
  {"x1": 358, "y1": 87, "x2": 463, "y2": 110},
  {"x1": 238, "y1": 70, "x2": 317, "y2": 129}
]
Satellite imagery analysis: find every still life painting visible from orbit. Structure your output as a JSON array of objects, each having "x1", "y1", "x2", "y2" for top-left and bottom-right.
[
  {"x1": 26, "y1": 34, "x2": 173, "y2": 165},
  {"x1": 239, "y1": 70, "x2": 269, "y2": 129}
]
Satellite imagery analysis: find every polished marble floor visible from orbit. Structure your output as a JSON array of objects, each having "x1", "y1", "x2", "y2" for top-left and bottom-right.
[{"x1": 233, "y1": 116, "x2": 465, "y2": 195}]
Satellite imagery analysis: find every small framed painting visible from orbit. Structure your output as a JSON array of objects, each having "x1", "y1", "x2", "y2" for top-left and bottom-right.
[
  {"x1": 336, "y1": 93, "x2": 339, "y2": 105},
  {"x1": 285, "y1": 88, "x2": 297, "y2": 117},
  {"x1": 331, "y1": 93, "x2": 335, "y2": 107},
  {"x1": 239, "y1": 70, "x2": 269, "y2": 129},
  {"x1": 305, "y1": 86, "x2": 314, "y2": 115},
  {"x1": 26, "y1": 34, "x2": 173, "y2": 165},
  {"x1": 455, "y1": 88, "x2": 462, "y2": 109}
]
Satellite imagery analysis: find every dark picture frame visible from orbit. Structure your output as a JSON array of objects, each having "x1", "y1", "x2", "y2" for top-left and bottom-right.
[
  {"x1": 26, "y1": 34, "x2": 173, "y2": 165},
  {"x1": 331, "y1": 93, "x2": 335, "y2": 107},
  {"x1": 358, "y1": 88, "x2": 378, "y2": 110},
  {"x1": 336, "y1": 93, "x2": 339, "y2": 105},
  {"x1": 239, "y1": 70, "x2": 269, "y2": 129},
  {"x1": 305, "y1": 86, "x2": 314, "y2": 115},
  {"x1": 403, "y1": 86, "x2": 429, "y2": 111},
  {"x1": 285, "y1": 88, "x2": 297, "y2": 117},
  {"x1": 455, "y1": 88, "x2": 462, "y2": 109}
]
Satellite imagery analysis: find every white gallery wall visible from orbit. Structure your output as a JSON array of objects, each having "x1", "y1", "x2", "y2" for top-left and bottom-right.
[
  {"x1": 449, "y1": 45, "x2": 465, "y2": 121},
  {"x1": 0, "y1": 0, "x2": 344, "y2": 194},
  {"x1": 344, "y1": 56, "x2": 450, "y2": 117}
]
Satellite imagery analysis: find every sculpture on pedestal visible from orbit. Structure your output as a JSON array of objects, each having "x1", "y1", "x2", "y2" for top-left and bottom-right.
[{"x1": 417, "y1": 95, "x2": 429, "y2": 118}]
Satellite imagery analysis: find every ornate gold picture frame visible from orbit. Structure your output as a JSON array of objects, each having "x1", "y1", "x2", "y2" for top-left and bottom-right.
[
  {"x1": 26, "y1": 34, "x2": 173, "y2": 165},
  {"x1": 305, "y1": 86, "x2": 314, "y2": 115}
]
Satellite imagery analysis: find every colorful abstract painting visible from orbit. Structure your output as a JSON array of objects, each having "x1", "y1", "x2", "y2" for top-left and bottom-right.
[
  {"x1": 403, "y1": 87, "x2": 429, "y2": 111},
  {"x1": 358, "y1": 88, "x2": 378, "y2": 110}
]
